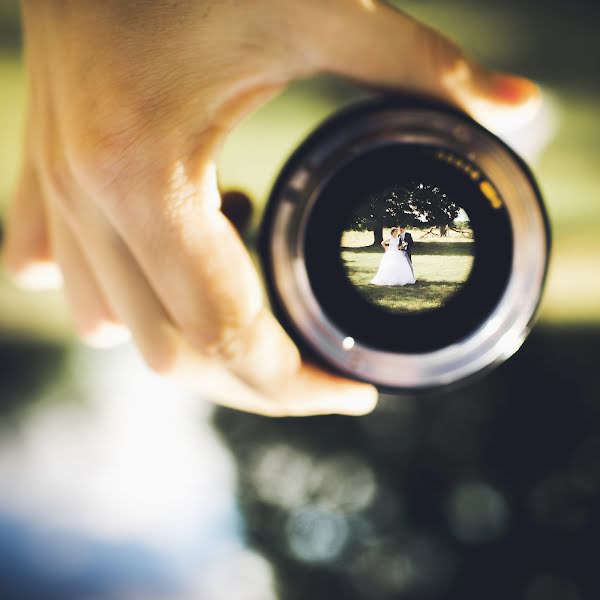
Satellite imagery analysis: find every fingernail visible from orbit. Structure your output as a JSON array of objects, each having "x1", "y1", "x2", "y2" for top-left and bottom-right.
[
  {"x1": 335, "y1": 385, "x2": 379, "y2": 416},
  {"x1": 83, "y1": 322, "x2": 131, "y2": 349},
  {"x1": 491, "y1": 73, "x2": 539, "y2": 104},
  {"x1": 10, "y1": 261, "x2": 63, "y2": 290}
]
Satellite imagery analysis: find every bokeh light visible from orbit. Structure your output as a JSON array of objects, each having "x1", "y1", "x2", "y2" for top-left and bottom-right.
[
  {"x1": 446, "y1": 481, "x2": 509, "y2": 543},
  {"x1": 285, "y1": 506, "x2": 350, "y2": 563}
]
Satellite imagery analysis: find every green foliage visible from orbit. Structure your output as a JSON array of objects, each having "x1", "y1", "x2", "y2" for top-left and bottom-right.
[
  {"x1": 409, "y1": 182, "x2": 462, "y2": 227},
  {"x1": 348, "y1": 181, "x2": 462, "y2": 232}
]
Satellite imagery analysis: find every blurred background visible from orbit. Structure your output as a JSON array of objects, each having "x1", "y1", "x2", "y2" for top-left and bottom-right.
[{"x1": 1, "y1": 0, "x2": 599, "y2": 598}]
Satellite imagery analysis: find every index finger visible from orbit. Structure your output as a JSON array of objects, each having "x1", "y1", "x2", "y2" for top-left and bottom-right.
[{"x1": 292, "y1": 0, "x2": 540, "y2": 131}]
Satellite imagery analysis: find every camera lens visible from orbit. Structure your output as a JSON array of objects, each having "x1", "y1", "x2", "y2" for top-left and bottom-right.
[{"x1": 260, "y1": 97, "x2": 550, "y2": 392}]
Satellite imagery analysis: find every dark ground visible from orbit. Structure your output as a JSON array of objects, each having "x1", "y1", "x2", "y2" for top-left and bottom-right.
[{"x1": 215, "y1": 325, "x2": 600, "y2": 600}]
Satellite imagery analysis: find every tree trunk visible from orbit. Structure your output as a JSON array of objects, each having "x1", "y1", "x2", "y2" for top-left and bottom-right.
[
  {"x1": 439, "y1": 224, "x2": 448, "y2": 237},
  {"x1": 372, "y1": 223, "x2": 384, "y2": 247}
]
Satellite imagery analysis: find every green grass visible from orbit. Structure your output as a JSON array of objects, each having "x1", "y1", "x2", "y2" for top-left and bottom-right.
[{"x1": 342, "y1": 234, "x2": 474, "y2": 313}]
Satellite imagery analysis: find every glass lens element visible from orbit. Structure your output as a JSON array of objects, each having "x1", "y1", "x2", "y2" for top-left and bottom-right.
[{"x1": 340, "y1": 182, "x2": 475, "y2": 314}]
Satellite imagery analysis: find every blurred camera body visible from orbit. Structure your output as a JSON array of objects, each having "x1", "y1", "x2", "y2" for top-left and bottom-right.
[{"x1": 260, "y1": 97, "x2": 550, "y2": 392}]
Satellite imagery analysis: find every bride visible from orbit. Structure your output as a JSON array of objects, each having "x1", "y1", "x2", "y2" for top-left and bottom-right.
[{"x1": 371, "y1": 227, "x2": 416, "y2": 286}]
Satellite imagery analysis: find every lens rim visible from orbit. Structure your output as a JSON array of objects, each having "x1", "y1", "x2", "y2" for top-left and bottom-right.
[
  {"x1": 303, "y1": 144, "x2": 513, "y2": 354},
  {"x1": 260, "y1": 96, "x2": 551, "y2": 392}
]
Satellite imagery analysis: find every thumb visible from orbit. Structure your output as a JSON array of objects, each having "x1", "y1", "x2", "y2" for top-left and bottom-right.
[{"x1": 301, "y1": 1, "x2": 540, "y2": 133}]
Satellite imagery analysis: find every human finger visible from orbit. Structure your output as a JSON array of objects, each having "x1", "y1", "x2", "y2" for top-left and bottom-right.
[
  {"x1": 176, "y1": 354, "x2": 378, "y2": 417},
  {"x1": 47, "y1": 205, "x2": 129, "y2": 348},
  {"x1": 44, "y1": 177, "x2": 182, "y2": 373},
  {"x1": 274, "y1": 362, "x2": 378, "y2": 417},
  {"x1": 2, "y1": 167, "x2": 62, "y2": 289},
  {"x1": 95, "y1": 159, "x2": 301, "y2": 383},
  {"x1": 301, "y1": 0, "x2": 540, "y2": 131},
  {"x1": 60, "y1": 184, "x2": 369, "y2": 415}
]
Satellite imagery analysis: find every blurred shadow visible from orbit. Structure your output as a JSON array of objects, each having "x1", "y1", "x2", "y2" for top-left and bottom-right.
[
  {"x1": 215, "y1": 325, "x2": 600, "y2": 599},
  {"x1": 0, "y1": 2, "x2": 21, "y2": 53},
  {"x1": 0, "y1": 334, "x2": 67, "y2": 422}
]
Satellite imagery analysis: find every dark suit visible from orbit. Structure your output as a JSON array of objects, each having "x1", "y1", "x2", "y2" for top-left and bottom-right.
[{"x1": 399, "y1": 232, "x2": 414, "y2": 262}]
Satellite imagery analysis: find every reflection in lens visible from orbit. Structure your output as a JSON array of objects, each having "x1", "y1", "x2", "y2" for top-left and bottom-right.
[{"x1": 341, "y1": 180, "x2": 475, "y2": 314}]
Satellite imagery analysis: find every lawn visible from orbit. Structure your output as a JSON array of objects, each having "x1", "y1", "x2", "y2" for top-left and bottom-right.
[{"x1": 341, "y1": 230, "x2": 474, "y2": 313}]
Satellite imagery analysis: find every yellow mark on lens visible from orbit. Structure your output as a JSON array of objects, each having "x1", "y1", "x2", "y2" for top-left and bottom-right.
[
  {"x1": 435, "y1": 150, "x2": 481, "y2": 181},
  {"x1": 480, "y1": 180, "x2": 503, "y2": 209}
]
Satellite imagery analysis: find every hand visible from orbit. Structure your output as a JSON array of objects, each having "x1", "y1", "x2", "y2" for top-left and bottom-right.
[{"x1": 3, "y1": 0, "x2": 538, "y2": 416}]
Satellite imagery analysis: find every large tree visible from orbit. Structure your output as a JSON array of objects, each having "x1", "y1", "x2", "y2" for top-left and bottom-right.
[
  {"x1": 408, "y1": 182, "x2": 462, "y2": 237},
  {"x1": 348, "y1": 181, "x2": 461, "y2": 244}
]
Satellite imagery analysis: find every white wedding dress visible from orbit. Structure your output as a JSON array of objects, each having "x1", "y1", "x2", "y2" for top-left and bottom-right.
[{"x1": 371, "y1": 235, "x2": 416, "y2": 286}]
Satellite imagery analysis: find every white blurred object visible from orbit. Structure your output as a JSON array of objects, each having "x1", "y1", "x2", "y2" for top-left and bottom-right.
[
  {"x1": 0, "y1": 342, "x2": 278, "y2": 599},
  {"x1": 0, "y1": 344, "x2": 235, "y2": 545},
  {"x1": 194, "y1": 549, "x2": 278, "y2": 600},
  {"x1": 9, "y1": 260, "x2": 63, "y2": 290},
  {"x1": 493, "y1": 88, "x2": 559, "y2": 166}
]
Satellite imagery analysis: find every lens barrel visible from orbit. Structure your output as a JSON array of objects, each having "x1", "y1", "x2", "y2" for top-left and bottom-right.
[{"x1": 260, "y1": 97, "x2": 550, "y2": 392}]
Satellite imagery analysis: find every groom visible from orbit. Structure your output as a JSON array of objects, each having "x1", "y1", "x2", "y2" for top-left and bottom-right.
[{"x1": 397, "y1": 226, "x2": 414, "y2": 263}]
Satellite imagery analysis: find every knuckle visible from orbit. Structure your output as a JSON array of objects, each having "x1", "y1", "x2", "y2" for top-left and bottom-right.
[
  {"x1": 185, "y1": 320, "x2": 246, "y2": 363},
  {"x1": 66, "y1": 134, "x2": 131, "y2": 199},
  {"x1": 65, "y1": 126, "x2": 169, "y2": 226},
  {"x1": 428, "y1": 34, "x2": 470, "y2": 86},
  {"x1": 65, "y1": 116, "x2": 157, "y2": 191}
]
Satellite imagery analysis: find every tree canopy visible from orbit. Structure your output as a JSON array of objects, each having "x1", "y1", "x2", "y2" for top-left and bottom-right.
[
  {"x1": 347, "y1": 182, "x2": 464, "y2": 242},
  {"x1": 348, "y1": 182, "x2": 461, "y2": 230}
]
